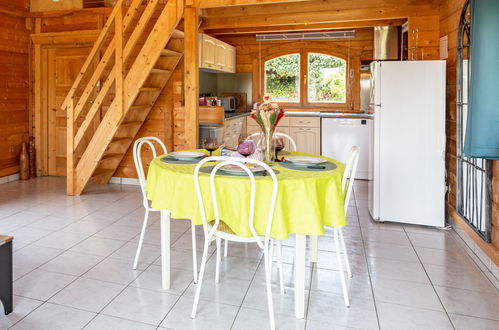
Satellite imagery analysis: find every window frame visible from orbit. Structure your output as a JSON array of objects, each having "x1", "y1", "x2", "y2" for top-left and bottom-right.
[
  {"x1": 263, "y1": 53, "x2": 301, "y2": 104},
  {"x1": 261, "y1": 49, "x2": 351, "y2": 110}
]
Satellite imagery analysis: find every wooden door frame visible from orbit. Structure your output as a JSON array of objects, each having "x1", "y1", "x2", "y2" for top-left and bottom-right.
[{"x1": 31, "y1": 30, "x2": 99, "y2": 176}]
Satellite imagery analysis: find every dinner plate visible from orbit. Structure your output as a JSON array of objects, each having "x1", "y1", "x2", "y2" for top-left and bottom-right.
[
  {"x1": 220, "y1": 164, "x2": 266, "y2": 175},
  {"x1": 284, "y1": 156, "x2": 327, "y2": 165},
  {"x1": 169, "y1": 151, "x2": 205, "y2": 160}
]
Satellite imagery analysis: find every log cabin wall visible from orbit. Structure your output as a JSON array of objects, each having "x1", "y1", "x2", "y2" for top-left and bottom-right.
[
  {"x1": 0, "y1": 0, "x2": 30, "y2": 177},
  {"x1": 215, "y1": 29, "x2": 374, "y2": 111},
  {"x1": 29, "y1": 8, "x2": 183, "y2": 179},
  {"x1": 439, "y1": 0, "x2": 499, "y2": 265}
]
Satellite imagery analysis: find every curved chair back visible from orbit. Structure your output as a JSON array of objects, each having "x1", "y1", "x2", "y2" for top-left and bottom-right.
[
  {"x1": 133, "y1": 137, "x2": 167, "y2": 209},
  {"x1": 342, "y1": 146, "x2": 360, "y2": 213},
  {"x1": 248, "y1": 132, "x2": 297, "y2": 152},
  {"x1": 193, "y1": 156, "x2": 278, "y2": 249}
]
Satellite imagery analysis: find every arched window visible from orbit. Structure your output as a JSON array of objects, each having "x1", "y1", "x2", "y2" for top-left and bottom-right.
[
  {"x1": 263, "y1": 51, "x2": 347, "y2": 106},
  {"x1": 264, "y1": 53, "x2": 300, "y2": 103},
  {"x1": 307, "y1": 53, "x2": 346, "y2": 103}
]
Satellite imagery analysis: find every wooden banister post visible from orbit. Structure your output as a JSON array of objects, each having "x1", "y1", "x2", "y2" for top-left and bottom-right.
[
  {"x1": 184, "y1": 6, "x2": 199, "y2": 149},
  {"x1": 115, "y1": 3, "x2": 124, "y2": 116},
  {"x1": 66, "y1": 99, "x2": 75, "y2": 195}
]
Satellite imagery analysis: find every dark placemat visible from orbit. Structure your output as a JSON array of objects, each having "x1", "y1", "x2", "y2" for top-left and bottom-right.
[
  {"x1": 279, "y1": 160, "x2": 337, "y2": 172},
  {"x1": 199, "y1": 166, "x2": 279, "y2": 177},
  {"x1": 160, "y1": 155, "x2": 206, "y2": 165}
]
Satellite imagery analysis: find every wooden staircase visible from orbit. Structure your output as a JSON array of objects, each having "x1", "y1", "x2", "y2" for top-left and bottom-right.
[{"x1": 62, "y1": 0, "x2": 184, "y2": 195}]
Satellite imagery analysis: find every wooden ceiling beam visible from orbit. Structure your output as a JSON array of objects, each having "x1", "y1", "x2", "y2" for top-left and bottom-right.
[
  {"x1": 186, "y1": 0, "x2": 313, "y2": 8},
  {"x1": 200, "y1": 5, "x2": 438, "y2": 30},
  {"x1": 203, "y1": 18, "x2": 407, "y2": 35}
]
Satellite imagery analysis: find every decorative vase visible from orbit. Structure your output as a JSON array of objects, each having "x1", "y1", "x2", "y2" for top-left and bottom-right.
[
  {"x1": 262, "y1": 128, "x2": 275, "y2": 164},
  {"x1": 20, "y1": 142, "x2": 29, "y2": 180}
]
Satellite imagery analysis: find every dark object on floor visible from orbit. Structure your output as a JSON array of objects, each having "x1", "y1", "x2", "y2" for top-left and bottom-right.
[{"x1": 0, "y1": 235, "x2": 13, "y2": 315}]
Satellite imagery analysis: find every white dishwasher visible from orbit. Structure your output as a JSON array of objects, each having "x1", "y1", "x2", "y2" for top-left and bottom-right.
[{"x1": 321, "y1": 117, "x2": 372, "y2": 180}]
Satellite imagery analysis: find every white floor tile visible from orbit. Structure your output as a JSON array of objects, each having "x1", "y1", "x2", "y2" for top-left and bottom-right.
[
  {"x1": 49, "y1": 277, "x2": 125, "y2": 313},
  {"x1": 372, "y1": 277, "x2": 444, "y2": 311},
  {"x1": 94, "y1": 224, "x2": 141, "y2": 241},
  {"x1": 0, "y1": 296, "x2": 43, "y2": 329},
  {"x1": 377, "y1": 302, "x2": 453, "y2": 330},
  {"x1": 425, "y1": 264, "x2": 497, "y2": 293},
  {"x1": 184, "y1": 274, "x2": 252, "y2": 306},
  {"x1": 449, "y1": 313, "x2": 499, "y2": 330},
  {"x1": 84, "y1": 314, "x2": 156, "y2": 330},
  {"x1": 39, "y1": 251, "x2": 104, "y2": 276},
  {"x1": 364, "y1": 241, "x2": 420, "y2": 262},
  {"x1": 435, "y1": 286, "x2": 499, "y2": 320},
  {"x1": 416, "y1": 246, "x2": 478, "y2": 269},
  {"x1": 367, "y1": 257, "x2": 430, "y2": 284},
  {"x1": 232, "y1": 307, "x2": 306, "y2": 330},
  {"x1": 102, "y1": 286, "x2": 179, "y2": 326},
  {"x1": 161, "y1": 295, "x2": 238, "y2": 330},
  {"x1": 131, "y1": 264, "x2": 193, "y2": 295},
  {"x1": 33, "y1": 231, "x2": 91, "y2": 250},
  {"x1": 69, "y1": 236, "x2": 127, "y2": 257},
  {"x1": 14, "y1": 269, "x2": 77, "y2": 301},
  {"x1": 82, "y1": 257, "x2": 146, "y2": 285},
  {"x1": 10, "y1": 302, "x2": 95, "y2": 330},
  {"x1": 108, "y1": 241, "x2": 159, "y2": 264}
]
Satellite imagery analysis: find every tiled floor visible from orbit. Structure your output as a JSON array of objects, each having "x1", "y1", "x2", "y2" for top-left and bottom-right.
[{"x1": 0, "y1": 177, "x2": 498, "y2": 330}]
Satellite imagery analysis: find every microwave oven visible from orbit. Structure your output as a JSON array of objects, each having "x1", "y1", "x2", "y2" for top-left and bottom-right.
[{"x1": 219, "y1": 96, "x2": 236, "y2": 112}]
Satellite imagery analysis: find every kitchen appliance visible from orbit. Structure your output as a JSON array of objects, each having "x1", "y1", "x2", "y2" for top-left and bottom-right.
[
  {"x1": 219, "y1": 96, "x2": 236, "y2": 112},
  {"x1": 321, "y1": 118, "x2": 372, "y2": 180},
  {"x1": 199, "y1": 123, "x2": 224, "y2": 148},
  {"x1": 368, "y1": 60, "x2": 446, "y2": 227},
  {"x1": 373, "y1": 26, "x2": 400, "y2": 61}
]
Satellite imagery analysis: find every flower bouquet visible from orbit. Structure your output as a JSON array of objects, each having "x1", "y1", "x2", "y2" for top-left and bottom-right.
[{"x1": 250, "y1": 95, "x2": 285, "y2": 163}]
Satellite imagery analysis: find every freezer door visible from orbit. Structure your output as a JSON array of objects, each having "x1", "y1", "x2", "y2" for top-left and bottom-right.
[{"x1": 377, "y1": 61, "x2": 446, "y2": 227}]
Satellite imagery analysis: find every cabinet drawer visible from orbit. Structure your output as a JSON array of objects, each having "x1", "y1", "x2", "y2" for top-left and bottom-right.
[{"x1": 289, "y1": 117, "x2": 320, "y2": 128}]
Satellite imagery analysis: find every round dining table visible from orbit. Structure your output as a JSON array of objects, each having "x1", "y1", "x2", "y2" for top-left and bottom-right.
[{"x1": 145, "y1": 150, "x2": 346, "y2": 319}]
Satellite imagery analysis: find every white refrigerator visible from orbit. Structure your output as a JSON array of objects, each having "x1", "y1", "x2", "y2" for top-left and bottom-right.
[{"x1": 368, "y1": 60, "x2": 446, "y2": 227}]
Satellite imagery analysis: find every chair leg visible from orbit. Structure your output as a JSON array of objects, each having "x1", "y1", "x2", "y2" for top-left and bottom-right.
[
  {"x1": 263, "y1": 244, "x2": 276, "y2": 330},
  {"x1": 276, "y1": 240, "x2": 285, "y2": 294},
  {"x1": 334, "y1": 228, "x2": 350, "y2": 307},
  {"x1": 338, "y1": 228, "x2": 352, "y2": 278},
  {"x1": 191, "y1": 238, "x2": 211, "y2": 319},
  {"x1": 191, "y1": 224, "x2": 198, "y2": 283},
  {"x1": 310, "y1": 236, "x2": 318, "y2": 263},
  {"x1": 215, "y1": 237, "x2": 221, "y2": 283},
  {"x1": 224, "y1": 239, "x2": 228, "y2": 258},
  {"x1": 132, "y1": 209, "x2": 149, "y2": 270}
]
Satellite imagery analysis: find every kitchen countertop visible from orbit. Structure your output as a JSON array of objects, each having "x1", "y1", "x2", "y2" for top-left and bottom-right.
[
  {"x1": 223, "y1": 111, "x2": 373, "y2": 120},
  {"x1": 224, "y1": 112, "x2": 251, "y2": 120}
]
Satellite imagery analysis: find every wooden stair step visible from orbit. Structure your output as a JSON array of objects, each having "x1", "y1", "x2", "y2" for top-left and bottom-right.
[
  {"x1": 171, "y1": 29, "x2": 184, "y2": 39},
  {"x1": 110, "y1": 137, "x2": 133, "y2": 144},
  {"x1": 150, "y1": 68, "x2": 172, "y2": 75},
  {"x1": 100, "y1": 153, "x2": 123, "y2": 161},
  {"x1": 92, "y1": 169, "x2": 115, "y2": 180},
  {"x1": 159, "y1": 49, "x2": 182, "y2": 57},
  {"x1": 121, "y1": 120, "x2": 143, "y2": 127},
  {"x1": 130, "y1": 104, "x2": 152, "y2": 111},
  {"x1": 139, "y1": 87, "x2": 162, "y2": 93}
]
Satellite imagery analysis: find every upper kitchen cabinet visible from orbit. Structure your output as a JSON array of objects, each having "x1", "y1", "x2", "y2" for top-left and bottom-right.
[{"x1": 199, "y1": 33, "x2": 236, "y2": 73}]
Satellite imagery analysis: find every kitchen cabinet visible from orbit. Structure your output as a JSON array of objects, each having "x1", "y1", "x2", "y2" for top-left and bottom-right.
[
  {"x1": 199, "y1": 33, "x2": 236, "y2": 73},
  {"x1": 247, "y1": 116, "x2": 320, "y2": 153},
  {"x1": 223, "y1": 117, "x2": 245, "y2": 148}
]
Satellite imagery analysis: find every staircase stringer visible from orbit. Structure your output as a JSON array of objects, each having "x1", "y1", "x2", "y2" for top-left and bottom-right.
[{"x1": 73, "y1": 0, "x2": 184, "y2": 195}]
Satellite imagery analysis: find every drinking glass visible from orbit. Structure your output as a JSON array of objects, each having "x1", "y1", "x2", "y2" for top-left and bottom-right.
[
  {"x1": 203, "y1": 137, "x2": 221, "y2": 157},
  {"x1": 237, "y1": 140, "x2": 256, "y2": 157},
  {"x1": 273, "y1": 136, "x2": 285, "y2": 161}
]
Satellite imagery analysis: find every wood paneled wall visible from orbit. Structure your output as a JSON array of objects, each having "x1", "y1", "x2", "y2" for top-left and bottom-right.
[
  {"x1": 0, "y1": 0, "x2": 30, "y2": 177},
  {"x1": 440, "y1": 0, "x2": 499, "y2": 263},
  {"x1": 216, "y1": 28, "x2": 373, "y2": 111},
  {"x1": 30, "y1": 8, "x2": 185, "y2": 179}
]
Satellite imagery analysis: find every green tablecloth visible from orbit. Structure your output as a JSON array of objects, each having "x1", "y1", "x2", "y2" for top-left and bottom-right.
[{"x1": 146, "y1": 151, "x2": 346, "y2": 240}]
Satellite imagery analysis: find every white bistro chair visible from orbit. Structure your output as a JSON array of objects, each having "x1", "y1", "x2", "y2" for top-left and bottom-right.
[
  {"x1": 191, "y1": 156, "x2": 283, "y2": 330},
  {"x1": 248, "y1": 131, "x2": 297, "y2": 152},
  {"x1": 132, "y1": 137, "x2": 198, "y2": 283},
  {"x1": 311, "y1": 146, "x2": 360, "y2": 307}
]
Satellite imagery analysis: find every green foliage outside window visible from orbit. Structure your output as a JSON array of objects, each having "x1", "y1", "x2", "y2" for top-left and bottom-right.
[
  {"x1": 264, "y1": 52, "x2": 347, "y2": 103},
  {"x1": 265, "y1": 54, "x2": 300, "y2": 102},
  {"x1": 308, "y1": 53, "x2": 346, "y2": 103}
]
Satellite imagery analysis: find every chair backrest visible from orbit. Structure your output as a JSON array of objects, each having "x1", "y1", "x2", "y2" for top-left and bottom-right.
[
  {"x1": 133, "y1": 137, "x2": 167, "y2": 209},
  {"x1": 342, "y1": 146, "x2": 360, "y2": 213},
  {"x1": 248, "y1": 132, "x2": 297, "y2": 152},
  {"x1": 193, "y1": 156, "x2": 278, "y2": 249}
]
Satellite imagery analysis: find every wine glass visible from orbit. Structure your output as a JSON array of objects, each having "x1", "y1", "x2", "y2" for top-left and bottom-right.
[
  {"x1": 273, "y1": 136, "x2": 285, "y2": 161},
  {"x1": 203, "y1": 137, "x2": 221, "y2": 157},
  {"x1": 237, "y1": 140, "x2": 256, "y2": 158}
]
